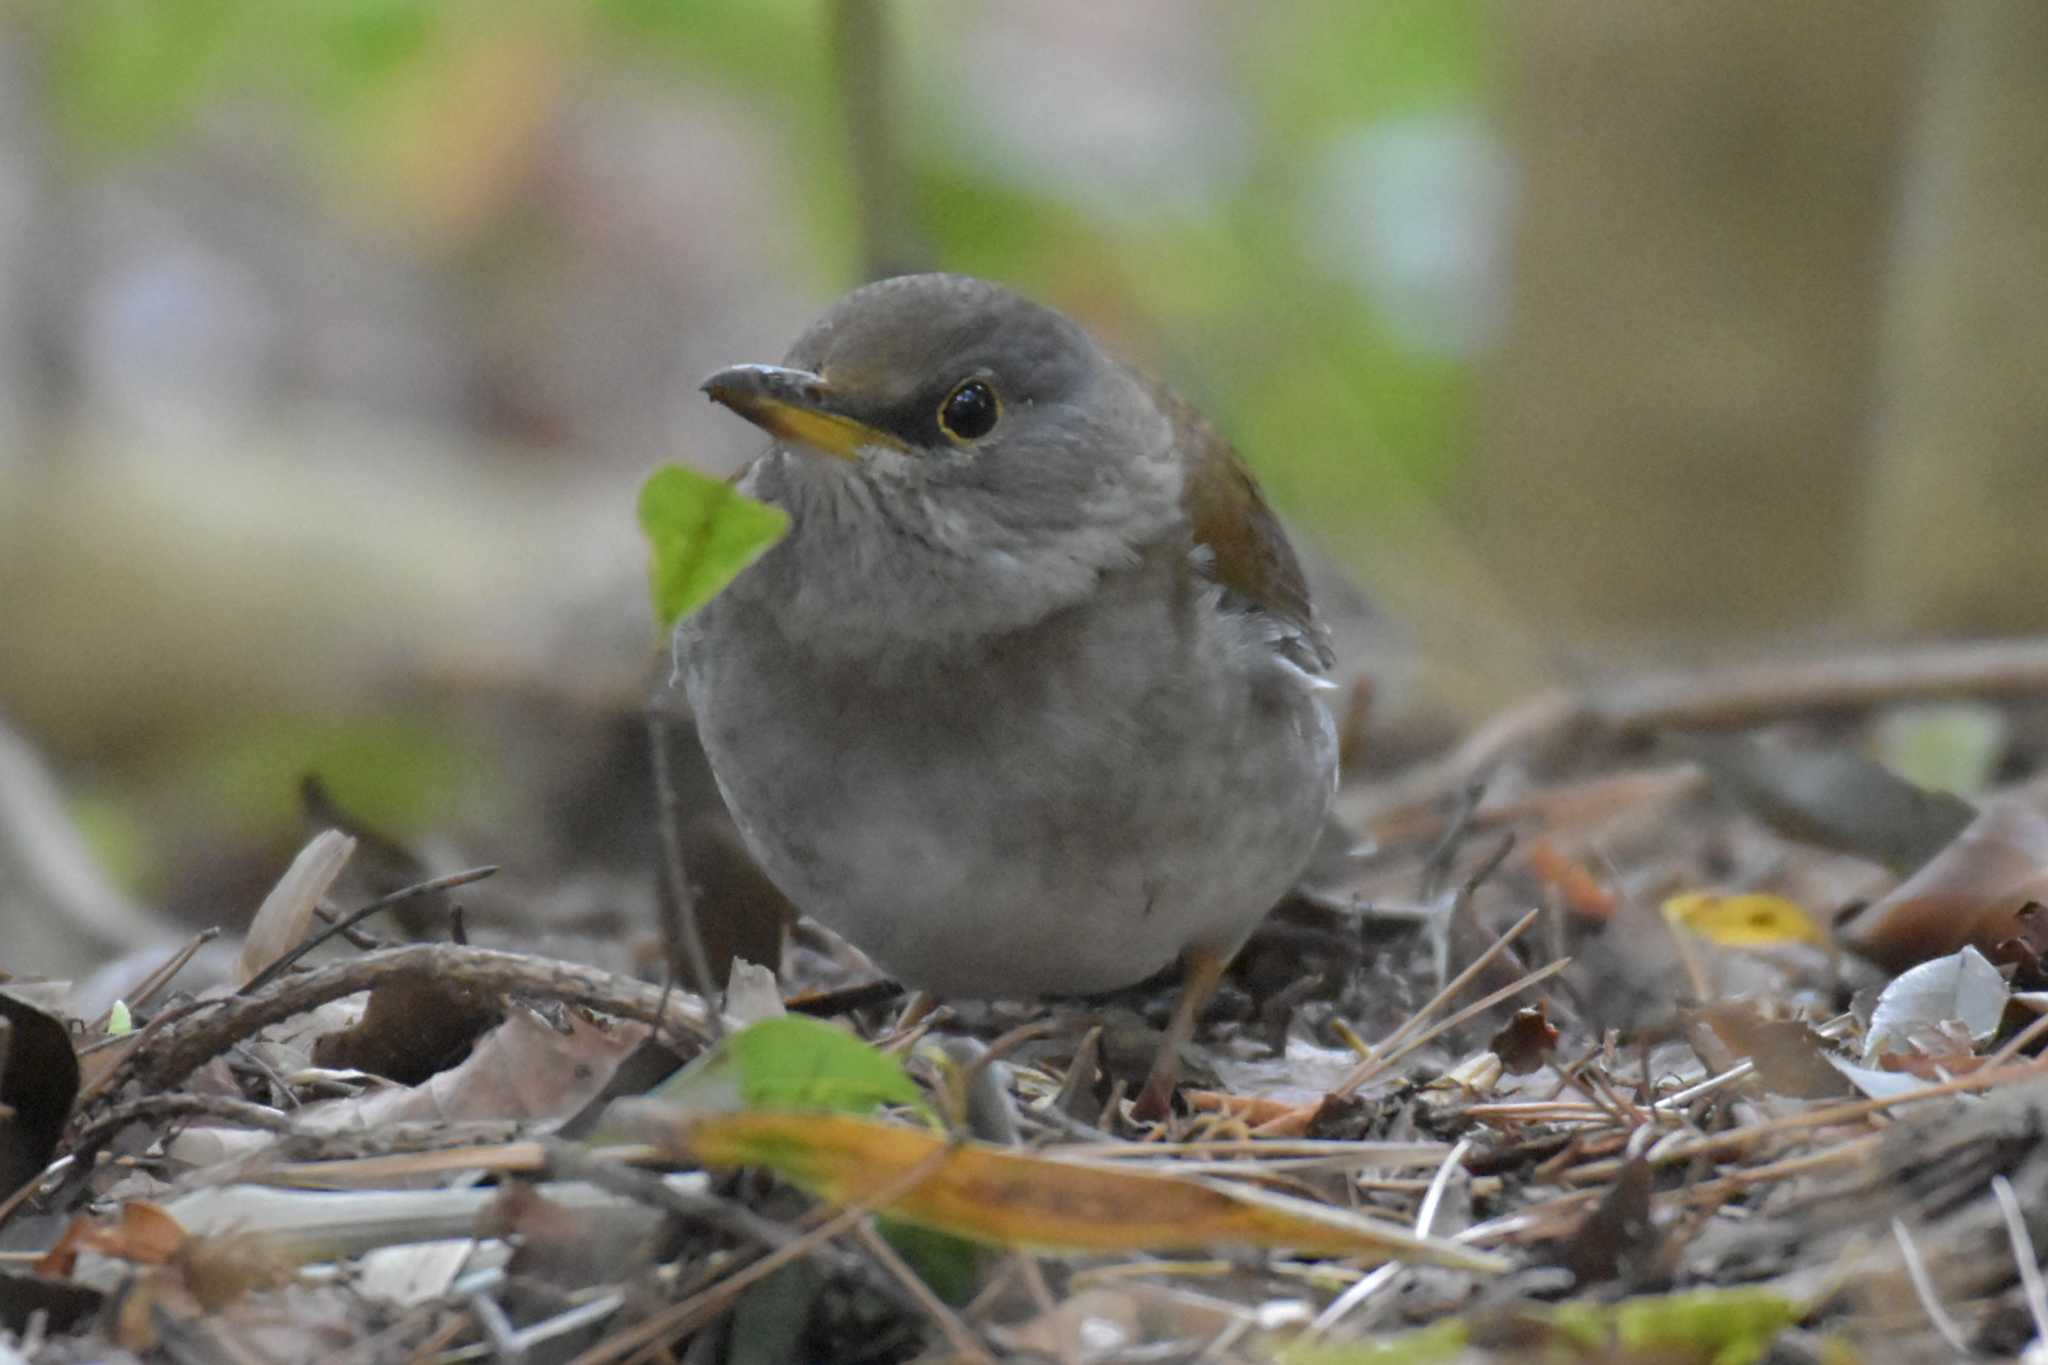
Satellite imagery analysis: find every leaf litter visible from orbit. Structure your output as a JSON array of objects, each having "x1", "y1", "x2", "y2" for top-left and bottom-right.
[{"x1": 11, "y1": 649, "x2": 2048, "y2": 1360}]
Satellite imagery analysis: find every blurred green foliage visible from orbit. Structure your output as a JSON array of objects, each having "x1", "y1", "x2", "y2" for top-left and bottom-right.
[
  {"x1": 31, "y1": 0, "x2": 1486, "y2": 512},
  {"x1": 20, "y1": 0, "x2": 1487, "y2": 862},
  {"x1": 79, "y1": 712, "x2": 487, "y2": 897}
]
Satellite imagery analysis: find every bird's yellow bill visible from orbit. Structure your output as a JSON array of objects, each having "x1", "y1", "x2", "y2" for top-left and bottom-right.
[{"x1": 702, "y1": 364, "x2": 906, "y2": 461}]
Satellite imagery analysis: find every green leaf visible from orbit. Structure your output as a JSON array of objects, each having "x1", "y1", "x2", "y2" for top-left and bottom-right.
[
  {"x1": 1282, "y1": 1318, "x2": 1466, "y2": 1364},
  {"x1": 637, "y1": 465, "x2": 789, "y2": 631},
  {"x1": 1550, "y1": 1288, "x2": 1804, "y2": 1365},
  {"x1": 655, "y1": 1016, "x2": 927, "y2": 1118},
  {"x1": 877, "y1": 1219, "x2": 986, "y2": 1306}
]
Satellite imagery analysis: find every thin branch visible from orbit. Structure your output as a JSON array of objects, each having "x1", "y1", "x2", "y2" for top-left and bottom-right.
[
  {"x1": 238, "y1": 865, "x2": 497, "y2": 994},
  {"x1": 1893, "y1": 1217, "x2": 1974, "y2": 1355},
  {"x1": 648, "y1": 707, "x2": 724, "y2": 1042},
  {"x1": 1591, "y1": 635, "x2": 2048, "y2": 734},
  {"x1": 828, "y1": 0, "x2": 924, "y2": 280},
  {"x1": 138, "y1": 944, "x2": 713, "y2": 1092},
  {"x1": 853, "y1": 1220, "x2": 997, "y2": 1365}
]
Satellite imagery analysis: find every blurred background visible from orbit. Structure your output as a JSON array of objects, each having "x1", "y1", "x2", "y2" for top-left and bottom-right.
[{"x1": 2, "y1": 0, "x2": 2044, "y2": 975}]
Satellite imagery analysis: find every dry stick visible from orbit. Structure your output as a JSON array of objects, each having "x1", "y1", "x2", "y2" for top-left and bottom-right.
[
  {"x1": 38, "y1": 1095, "x2": 301, "y2": 1212},
  {"x1": 309, "y1": 903, "x2": 398, "y2": 953},
  {"x1": 647, "y1": 708, "x2": 724, "y2": 1042},
  {"x1": 539, "y1": 1141, "x2": 806, "y2": 1256},
  {"x1": 1987, "y1": 1008, "x2": 2048, "y2": 1067},
  {"x1": 1305, "y1": 1137, "x2": 1475, "y2": 1340},
  {"x1": 97, "y1": 927, "x2": 220, "y2": 1027},
  {"x1": 1601, "y1": 1137, "x2": 1880, "y2": 1224},
  {"x1": 238, "y1": 865, "x2": 498, "y2": 994},
  {"x1": 1361, "y1": 636, "x2": 2048, "y2": 840},
  {"x1": 1010, "y1": 1254, "x2": 1085, "y2": 1365},
  {"x1": 1334, "y1": 954, "x2": 1572, "y2": 1099},
  {"x1": 1993, "y1": 1175, "x2": 2048, "y2": 1348},
  {"x1": 828, "y1": 0, "x2": 921, "y2": 280},
  {"x1": 1563, "y1": 1054, "x2": 2048, "y2": 1187},
  {"x1": 1591, "y1": 634, "x2": 2048, "y2": 734},
  {"x1": 70, "y1": 992, "x2": 219, "y2": 1111},
  {"x1": 1347, "y1": 906, "x2": 1543, "y2": 1079},
  {"x1": 1051, "y1": 1138, "x2": 1453, "y2": 1166},
  {"x1": 136, "y1": 944, "x2": 713, "y2": 1093},
  {"x1": 852, "y1": 1220, "x2": 998, "y2": 1365},
  {"x1": 397, "y1": 1305, "x2": 472, "y2": 1363},
  {"x1": 1463, "y1": 1135, "x2": 1888, "y2": 1251},
  {"x1": 1575, "y1": 1057, "x2": 1653, "y2": 1129},
  {"x1": 570, "y1": 1144, "x2": 958, "y2": 1365},
  {"x1": 1893, "y1": 1218, "x2": 1975, "y2": 1355}
]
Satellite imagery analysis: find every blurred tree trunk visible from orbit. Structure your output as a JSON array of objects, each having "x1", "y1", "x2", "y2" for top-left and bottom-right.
[
  {"x1": 1464, "y1": 2, "x2": 1923, "y2": 659},
  {"x1": 1856, "y1": 1, "x2": 2048, "y2": 635}
]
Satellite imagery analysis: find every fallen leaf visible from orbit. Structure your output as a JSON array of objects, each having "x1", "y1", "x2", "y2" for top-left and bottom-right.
[
  {"x1": 237, "y1": 830, "x2": 356, "y2": 988},
  {"x1": 37, "y1": 1201, "x2": 187, "y2": 1277},
  {"x1": 1287, "y1": 1287, "x2": 1812, "y2": 1364},
  {"x1": 1662, "y1": 892, "x2": 1827, "y2": 948},
  {"x1": 310, "y1": 970, "x2": 499, "y2": 1084},
  {"x1": 301, "y1": 1006, "x2": 646, "y2": 1131},
  {"x1": 1869, "y1": 701, "x2": 2008, "y2": 798},
  {"x1": 650, "y1": 1109, "x2": 1505, "y2": 1269},
  {"x1": 1862, "y1": 945, "x2": 2007, "y2": 1062},
  {"x1": 0, "y1": 991, "x2": 80, "y2": 1200},
  {"x1": 1685, "y1": 734, "x2": 1975, "y2": 875},
  {"x1": 1560, "y1": 1158, "x2": 1656, "y2": 1288},
  {"x1": 1489, "y1": 1004, "x2": 1562, "y2": 1076},
  {"x1": 1693, "y1": 1004, "x2": 1853, "y2": 1099},
  {"x1": 646, "y1": 1015, "x2": 927, "y2": 1119},
  {"x1": 1522, "y1": 838, "x2": 1617, "y2": 920},
  {"x1": 1842, "y1": 802, "x2": 2048, "y2": 972},
  {"x1": 1824, "y1": 1055, "x2": 1935, "y2": 1100},
  {"x1": 1549, "y1": 1286, "x2": 1805, "y2": 1364}
]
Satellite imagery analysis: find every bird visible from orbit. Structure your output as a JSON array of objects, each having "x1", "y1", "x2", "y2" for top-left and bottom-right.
[{"x1": 679, "y1": 273, "x2": 1338, "y2": 1118}]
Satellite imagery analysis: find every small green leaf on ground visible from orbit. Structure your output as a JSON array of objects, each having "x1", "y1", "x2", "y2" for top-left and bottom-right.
[
  {"x1": 650, "y1": 1015, "x2": 927, "y2": 1118},
  {"x1": 638, "y1": 464, "x2": 789, "y2": 630}
]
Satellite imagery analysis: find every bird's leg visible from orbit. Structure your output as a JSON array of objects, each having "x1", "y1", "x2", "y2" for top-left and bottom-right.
[
  {"x1": 875, "y1": 989, "x2": 939, "y2": 1049},
  {"x1": 1131, "y1": 944, "x2": 1231, "y2": 1122},
  {"x1": 895, "y1": 990, "x2": 939, "y2": 1031}
]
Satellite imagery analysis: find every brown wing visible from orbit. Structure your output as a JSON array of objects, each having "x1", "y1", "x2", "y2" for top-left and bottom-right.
[{"x1": 1143, "y1": 374, "x2": 1334, "y2": 671}]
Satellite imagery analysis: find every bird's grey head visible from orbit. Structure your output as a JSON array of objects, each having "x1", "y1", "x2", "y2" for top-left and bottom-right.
[{"x1": 701, "y1": 274, "x2": 1183, "y2": 648}]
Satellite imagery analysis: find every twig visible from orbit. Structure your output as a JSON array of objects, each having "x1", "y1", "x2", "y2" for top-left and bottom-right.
[
  {"x1": 1893, "y1": 1217, "x2": 1975, "y2": 1355},
  {"x1": 1339, "y1": 957, "x2": 1572, "y2": 1099},
  {"x1": 853, "y1": 1220, "x2": 997, "y2": 1365},
  {"x1": 1330, "y1": 909, "x2": 1551, "y2": 1100},
  {"x1": 828, "y1": 0, "x2": 922, "y2": 279},
  {"x1": 1988, "y1": 1008, "x2": 2048, "y2": 1067},
  {"x1": 1994, "y1": 1175, "x2": 2048, "y2": 1352},
  {"x1": 138, "y1": 944, "x2": 712, "y2": 1092},
  {"x1": 538, "y1": 1141, "x2": 805, "y2": 1255},
  {"x1": 238, "y1": 866, "x2": 498, "y2": 994},
  {"x1": 1591, "y1": 635, "x2": 2048, "y2": 734},
  {"x1": 647, "y1": 708, "x2": 724, "y2": 1042},
  {"x1": 1306, "y1": 1137, "x2": 1474, "y2": 1339},
  {"x1": 1563, "y1": 1055, "x2": 2048, "y2": 1186},
  {"x1": 1359, "y1": 638, "x2": 2048, "y2": 839},
  {"x1": 1360, "y1": 906, "x2": 1543, "y2": 1070},
  {"x1": 65, "y1": 1094, "x2": 299, "y2": 1176},
  {"x1": 96, "y1": 927, "x2": 220, "y2": 1028},
  {"x1": 569, "y1": 1143, "x2": 958, "y2": 1365}
]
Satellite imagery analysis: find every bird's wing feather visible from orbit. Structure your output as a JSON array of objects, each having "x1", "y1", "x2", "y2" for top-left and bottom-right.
[{"x1": 1139, "y1": 375, "x2": 1334, "y2": 672}]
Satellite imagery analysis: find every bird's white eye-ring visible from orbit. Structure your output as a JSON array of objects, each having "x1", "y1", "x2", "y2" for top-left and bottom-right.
[{"x1": 937, "y1": 378, "x2": 1000, "y2": 442}]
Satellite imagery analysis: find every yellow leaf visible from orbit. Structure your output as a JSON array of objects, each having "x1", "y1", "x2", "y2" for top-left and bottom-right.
[
  {"x1": 1662, "y1": 892, "x2": 1827, "y2": 947},
  {"x1": 663, "y1": 1109, "x2": 1505, "y2": 1271}
]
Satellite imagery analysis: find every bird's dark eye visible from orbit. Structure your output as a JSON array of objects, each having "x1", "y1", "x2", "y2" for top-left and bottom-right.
[{"x1": 937, "y1": 378, "x2": 1000, "y2": 442}]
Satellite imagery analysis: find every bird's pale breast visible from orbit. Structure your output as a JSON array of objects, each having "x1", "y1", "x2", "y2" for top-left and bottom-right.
[{"x1": 682, "y1": 552, "x2": 1336, "y2": 996}]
